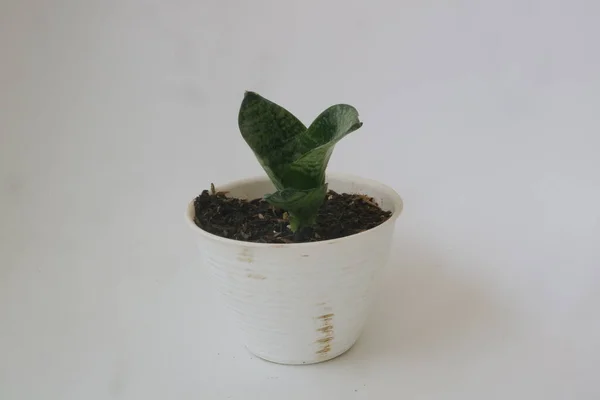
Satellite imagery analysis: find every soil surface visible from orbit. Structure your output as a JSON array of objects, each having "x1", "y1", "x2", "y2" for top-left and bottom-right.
[{"x1": 193, "y1": 188, "x2": 392, "y2": 243}]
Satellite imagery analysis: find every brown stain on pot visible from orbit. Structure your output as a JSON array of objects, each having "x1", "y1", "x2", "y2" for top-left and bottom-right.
[
  {"x1": 315, "y1": 313, "x2": 334, "y2": 356},
  {"x1": 317, "y1": 325, "x2": 333, "y2": 334},
  {"x1": 316, "y1": 336, "x2": 333, "y2": 344},
  {"x1": 247, "y1": 273, "x2": 267, "y2": 280},
  {"x1": 237, "y1": 248, "x2": 253, "y2": 263}
]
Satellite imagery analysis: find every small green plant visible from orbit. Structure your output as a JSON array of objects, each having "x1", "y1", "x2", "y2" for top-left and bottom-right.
[{"x1": 238, "y1": 91, "x2": 363, "y2": 234}]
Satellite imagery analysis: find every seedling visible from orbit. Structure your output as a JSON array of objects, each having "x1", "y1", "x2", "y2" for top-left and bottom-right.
[{"x1": 238, "y1": 91, "x2": 363, "y2": 234}]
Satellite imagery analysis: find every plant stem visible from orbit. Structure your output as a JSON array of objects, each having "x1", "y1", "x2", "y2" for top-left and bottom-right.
[
  {"x1": 293, "y1": 226, "x2": 316, "y2": 242},
  {"x1": 293, "y1": 227, "x2": 309, "y2": 242}
]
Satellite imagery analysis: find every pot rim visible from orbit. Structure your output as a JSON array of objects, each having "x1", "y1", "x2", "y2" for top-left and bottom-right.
[{"x1": 186, "y1": 172, "x2": 403, "y2": 248}]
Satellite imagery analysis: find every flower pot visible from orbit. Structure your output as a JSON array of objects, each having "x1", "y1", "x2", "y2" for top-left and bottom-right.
[{"x1": 186, "y1": 173, "x2": 403, "y2": 365}]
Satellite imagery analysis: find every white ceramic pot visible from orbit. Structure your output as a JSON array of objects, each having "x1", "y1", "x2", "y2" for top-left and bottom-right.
[{"x1": 186, "y1": 173, "x2": 403, "y2": 364}]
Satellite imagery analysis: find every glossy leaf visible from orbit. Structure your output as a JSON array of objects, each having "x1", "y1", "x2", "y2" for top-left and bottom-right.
[{"x1": 238, "y1": 91, "x2": 306, "y2": 189}]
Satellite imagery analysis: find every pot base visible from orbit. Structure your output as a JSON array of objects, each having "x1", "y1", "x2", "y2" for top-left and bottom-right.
[{"x1": 246, "y1": 341, "x2": 358, "y2": 365}]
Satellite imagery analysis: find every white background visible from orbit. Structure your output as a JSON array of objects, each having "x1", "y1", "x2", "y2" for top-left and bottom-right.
[{"x1": 1, "y1": 0, "x2": 599, "y2": 398}]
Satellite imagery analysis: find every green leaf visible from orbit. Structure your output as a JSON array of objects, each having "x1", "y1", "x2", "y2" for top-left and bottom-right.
[
  {"x1": 280, "y1": 104, "x2": 362, "y2": 189},
  {"x1": 238, "y1": 91, "x2": 363, "y2": 232},
  {"x1": 238, "y1": 91, "x2": 306, "y2": 189}
]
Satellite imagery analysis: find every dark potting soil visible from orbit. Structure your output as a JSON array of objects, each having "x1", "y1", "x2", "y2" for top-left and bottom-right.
[{"x1": 192, "y1": 188, "x2": 392, "y2": 243}]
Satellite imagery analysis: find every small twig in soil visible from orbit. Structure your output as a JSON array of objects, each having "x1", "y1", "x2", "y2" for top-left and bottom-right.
[{"x1": 358, "y1": 194, "x2": 378, "y2": 207}]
